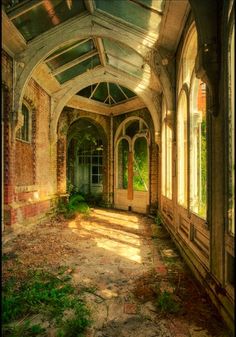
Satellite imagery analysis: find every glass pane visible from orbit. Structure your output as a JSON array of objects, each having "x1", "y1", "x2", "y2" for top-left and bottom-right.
[
  {"x1": 12, "y1": 0, "x2": 86, "y2": 41},
  {"x1": 95, "y1": 0, "x2": 162, "y2": 34},
  {"x1": 119, "y1": 85, "x2": 136, "y2": 99},
  {"x1": 133, "y1": 137, "x2": 148, "y2": 191},
  {"x1": 126, "y1": 120, "x2": 139, "y2": 138},
  {"x1": 229, "y1": 25, "x2": 235, "y2": 234},
  {"x1": 190, "y1": 79, "x2": 207, "y2": 219},
  {"x1": 177, "y1": 91, "x2": 188, "y2": 207},
  {"x1": 47, "y1": 40, "x2": 95, "y2": 70},
  {"x1": 117, "y1": 139, "x2": 129, "y2": 189},
  {"x1": 162, "y1": 99, "x2": 172, "y2": 199},
  {"x1": 107, "y1": 54, "x2": 143, "y2": 78},
  {"x1": 109, "y1": 83, "x2": 126, "y2": 102},
  {"x1": 55, "y1": 55, "x2": 100, "y2": 84},
  {"x1": 92, "y1": 82, "x2": 108, "y2": 102},
  {"x1": 92, "y1": 175, "x2": 99, "y2": 184},
  {"x1": 92, "y1": 166, "x2": 99, "y2": 174},
  {"x1": 161, "y1": 117, "x2": 166, "y2": 196},
  {"x1": 77, "y1": 84, "x2": 97, "y2": 98}
]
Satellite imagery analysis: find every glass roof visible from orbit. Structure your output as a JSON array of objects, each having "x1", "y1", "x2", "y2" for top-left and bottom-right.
[
  {"x1": 56, "y1": 55, "x2": 101, "y2": 84},
  {"x1": 103, "y1": 38, "x2": 148, "y2": 78},
  {"x1": 7, "y1": 0, "x2": 86, "y2": 41},
  {"x1": 94, "y1": 0, "x2": 163, "y2": 35},
  {"x1": 77, "y1": 82, "x2": 136, "y2": 105},
  {"x1": 3, "y1": 1, "x2": 161, "y2": 96},
  {"x1": 46, "y1": 39, "x2": 95, "y2": 70}
]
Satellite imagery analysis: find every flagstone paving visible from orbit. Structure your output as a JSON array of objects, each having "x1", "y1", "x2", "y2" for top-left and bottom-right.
[{"x1": 2, "y1": 208, "x2": 232, "y2": 337}]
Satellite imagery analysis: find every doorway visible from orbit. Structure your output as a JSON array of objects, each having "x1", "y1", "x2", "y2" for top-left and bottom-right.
[{"x1": 114, "y1": 117, "x2": 150, "y2": 213}]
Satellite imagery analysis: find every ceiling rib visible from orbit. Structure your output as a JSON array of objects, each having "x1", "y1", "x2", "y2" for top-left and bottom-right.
[
  {"x1": 117, "y1": 84, "x2": 128, "y2": 99},
  {"x1": 128, "y1": 0, "x2": 163, "y2": 15},
  {"x1": 106, "y1": 51, "x2": 143, "y2": 71},
  {"x1": 89, "y1": 82, "x2": 100, "y2": 98},
  {"x1": 95, "y1": 37, "x2": 107, "y2": 67},
  {"x1": 110, "y1": 95, "x2": 117, "y2": 104},
  {"x1": 8, "y1": 0, "x2": 44, "y2": 20},
  {"x1": 45, "y1": 38, "x2": 91, "y2": 62},
  {"x1": 51, "y1": 50, "x2": 99, "y2": 76},
  {"x1": 84, "y1": 0, "x2": 95, "y2": 14}
]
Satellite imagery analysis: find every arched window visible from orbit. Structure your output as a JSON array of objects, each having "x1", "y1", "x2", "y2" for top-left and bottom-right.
[
  {"x1": 133, "y1": 137, "x2": 148, "y2": 191},
  {"x1": 161, "y1": 98, "x2": 172, "y2": 199},
  {"x1": 117, "y1": 138, "x2": 129, "y2": 189},
  {"x1": 16, "y1": 103, "x2": 30, "y2": 142},
  {"x1": 190, "y1": 78, "x2": 207, "y2": 218},
  {"x1": 177, "y1": 90, "x2": 188, "y2": 207},
  {"x1": 228, "y1": 22, "x2": 235, "y2": 235}
]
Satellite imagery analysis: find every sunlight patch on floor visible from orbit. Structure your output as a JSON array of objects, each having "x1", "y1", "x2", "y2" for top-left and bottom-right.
[
  {"x1": 95, "y1": 238, "x2": 141, "y2": 263},
  {"x1": 79, "y1": 220, "x2": 141, "y2": 246}
]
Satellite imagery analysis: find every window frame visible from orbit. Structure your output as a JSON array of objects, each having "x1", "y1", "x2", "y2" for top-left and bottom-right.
[
  {"x1": 161, "y1": 97, "x2": 172, "y2": 199},
  {"x1": 16, "y1": 101, "x2": 32, "y2": 143}
]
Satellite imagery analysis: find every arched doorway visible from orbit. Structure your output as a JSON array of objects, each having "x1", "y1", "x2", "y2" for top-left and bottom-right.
[
  {"x1": 114, "y1": 117, "x2": 150, "y2": 213},
  {"x1": 67, "y1": 119, "x2": 106, "y2": 198}
]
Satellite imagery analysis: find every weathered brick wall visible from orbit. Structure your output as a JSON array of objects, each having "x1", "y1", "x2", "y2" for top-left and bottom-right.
[
  {"x1": 2, "y1": 50, "x2": 13, "y2": 89},
  {"x1": 2, "y1": 50, "x2": 16, "y2": 225},
  {"x1": 15, "y1": 141, "x2": 34, "y2": 185},
  {"x1": 24, "y1": 79, "x2": 55, "y2": 197}
]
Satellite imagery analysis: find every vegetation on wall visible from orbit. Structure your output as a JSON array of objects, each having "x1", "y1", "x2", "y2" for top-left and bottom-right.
[{"x1": 133, "y1": 137, "x2": 148, "y2": 191}]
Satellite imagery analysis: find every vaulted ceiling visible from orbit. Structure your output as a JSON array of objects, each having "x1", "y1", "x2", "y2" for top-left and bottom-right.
[{"x1": 2, "y1": 0, "x2": 190, "y2": 115}]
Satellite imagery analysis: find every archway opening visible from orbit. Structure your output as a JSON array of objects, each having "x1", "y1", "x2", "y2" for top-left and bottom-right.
[{"x1": 67, "y1": 119, "x2": 105, "y2": 200}]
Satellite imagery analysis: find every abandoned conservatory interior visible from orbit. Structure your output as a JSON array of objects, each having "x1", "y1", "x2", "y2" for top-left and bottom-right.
[{"x1": 1, "y1": 0, "x2": 235, "y2": 335}]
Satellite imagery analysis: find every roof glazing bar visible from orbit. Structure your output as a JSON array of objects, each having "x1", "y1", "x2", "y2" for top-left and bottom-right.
[
  {"x1": 84, "y1": 0, "x2": 95, "y2": 14},
  {"x1": 51, "y1": 50, "x2": 98, "y2": 76},
  {"x1": 7, "y1": 0, "x2": 43, "y2": 20},
  {"x1": 89, "y1": 82, "x2": 100, "y2": 98},
  {"x1": 95, "y1": 37, "x2": 107, "y2": 66},
  {"x1": 45, "y1": 38, "x2": 91, "y2": 62},
  {"x1": 106, "y1": 52, "x2": 142, "y2": 70},
  {"x1": 117, "y1": 84, "x2": 128, "y2": 99},
  {"x1": 128, "y1": 0, "x2": 163, "y2": 15}
]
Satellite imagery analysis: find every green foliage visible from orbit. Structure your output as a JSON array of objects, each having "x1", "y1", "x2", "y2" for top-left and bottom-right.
[
  {"x1": 133, "y1": 138, "x2": 148, "y2": 191},
  {"x1": 155, "y1": 212, "x2": 163, "y2": 226},
  {"x1": 56, "y1": 194, "x2": 90, "y2": 219},
  {"x1": 156, "y1": 290, "x2": 180, "y2": 314},
  {"x1": 2, "y1": 269, "x2": 90, "y2": 337},
  {"x1": 57, "y1": 309, "x2": 90, "y2": 337},
  {"x1": 2, "y1": 252, "x2": 17, "y2": 261},
  {"x1": 3, "y1": 321, "x2": 46, "y2": 337}
]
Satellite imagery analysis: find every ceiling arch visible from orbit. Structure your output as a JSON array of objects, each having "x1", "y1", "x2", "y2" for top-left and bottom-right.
[
  {"x1": 2, "y1": 0, "x2": 189, "y2": 136},
  {"x1": 51, "y1": 67, "x2": 161, "y2": 142}
]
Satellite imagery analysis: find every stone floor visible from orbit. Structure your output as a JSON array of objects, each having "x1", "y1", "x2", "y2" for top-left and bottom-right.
[{"x1": 2, "y1": 208, "x2": 232, "y2": 337}]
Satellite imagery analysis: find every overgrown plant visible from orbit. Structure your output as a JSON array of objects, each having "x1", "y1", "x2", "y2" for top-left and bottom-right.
[
  {"x1": 155, "y1": 212, "x2": 163, "y2": 226},
  {"x1": 156, "y1": 290, "x2": 180, "y2": 314},
  {"x1": 57, "y1": 194, "x2": 90, "y2": 219},
  {"x1": 2, "y1": 269, "x2": 91, "y2": 337}
]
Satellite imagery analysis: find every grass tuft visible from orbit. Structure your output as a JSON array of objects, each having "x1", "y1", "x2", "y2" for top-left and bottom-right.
[{"x1": 2, "y1": 268, "x2": 91, "y2": 337}]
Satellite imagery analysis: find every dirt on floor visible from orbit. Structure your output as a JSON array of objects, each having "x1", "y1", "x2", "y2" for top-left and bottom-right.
[{"x1": 2, "y1": 208, "x2": 232, "y2": 337}]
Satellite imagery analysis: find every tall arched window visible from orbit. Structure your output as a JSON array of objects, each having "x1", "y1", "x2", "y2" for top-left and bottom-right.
[
  {"x1": 228, "y1": 22, "x2": 235, "y2": 235},
  {"x1": 177, "y1": 90, "x2": 188, "y2": 207},
  {"x1": 133, "y1": 137, "x2": 148, "y2": 191},
  {"x1": 16, "y1": 103, "x2": 30, "y2": 142},
  {"x1": 190, "y1": 78, "x2": 207, "y2": 218},
  {"x1": 117, "y1": 138, "x2": 129, "y2": 189},
  {"x1": 161, "y1": 98, "x2": 172, "y2": 199}
]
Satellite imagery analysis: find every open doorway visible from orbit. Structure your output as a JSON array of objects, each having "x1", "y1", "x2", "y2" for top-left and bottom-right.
[
  {"x1": 114, "y1": 117, "x2": 150, "y2": 213},
  {"x1": 67, "y1": 119, "x2": 105, "y2": 201}
]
